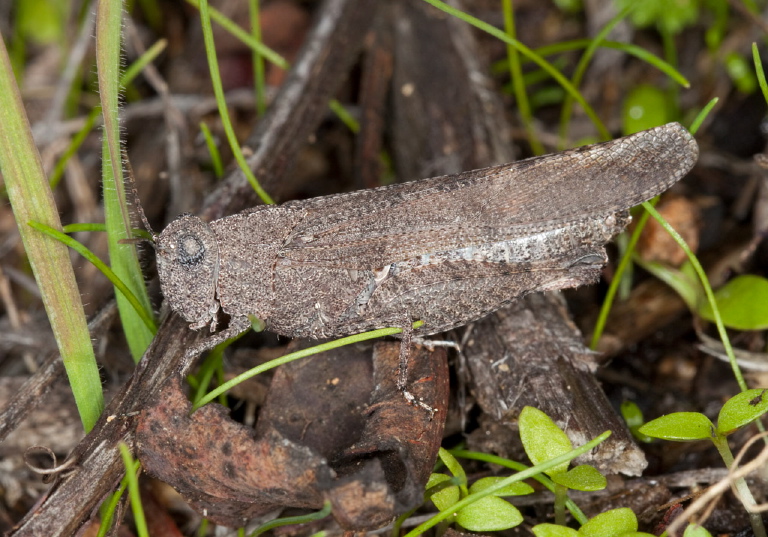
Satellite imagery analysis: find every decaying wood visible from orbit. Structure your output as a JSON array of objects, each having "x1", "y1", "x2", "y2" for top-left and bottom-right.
[
  {"x1": 8, "y1": 1, "x2": 377, "y2": 534},
  {"x1": 464, "y1": 293, "x2": 647, "y2": 476}
]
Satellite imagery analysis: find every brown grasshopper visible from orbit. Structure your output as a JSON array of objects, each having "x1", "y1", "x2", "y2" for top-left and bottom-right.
[{"x1": 150, "y1": 123, "x2": 698, "y2": 408}]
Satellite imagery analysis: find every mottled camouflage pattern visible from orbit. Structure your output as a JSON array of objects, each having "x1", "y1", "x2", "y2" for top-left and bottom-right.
[{"x1": 155, "y1": 123, "x2": 698, "y2": 354}]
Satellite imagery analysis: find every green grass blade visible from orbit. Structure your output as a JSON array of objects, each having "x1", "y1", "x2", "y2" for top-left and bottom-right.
[
  {"x1": 49, "y1": 38, "x2": 167, "y2": 190},
  {"x1": 641, "y1": 202, "x2": 745, "y2": 391},
  {"x1": 248, "y1": 501, "x2": 332, "y2": 537},
  {"x1": 185, "y1": 0, "x2": 357, "y2": 135},
  {"x1": 532, "y1": 40, "x2": 689, "y2": 88},
  {"x1": 121, "y1": 38, "x2": 168, "y2": 92},
  {"x1": 590, "y1": 206, "x2": 655, "y2": 350},
  {"x1": 28, "y1": 222, "x2": 157, "y2": 333},
  {"x1": 97, "y1": 462, "x2": 135, "y2": 537},
  {"x1": 199, "y1": 0, "x2": 275, "y2": 204},
  {"x1": 199, "y1": 122, "x2": 224, "y2": 177},
  {"x1": 0, "y1": 35, "x2": 103, "y2": 431},
  {"x1": 689, "y1": 97, "x2": 718, "y2": 134},
  {"x1": 420, "y1": 0, "x2": 609, "y2": 139},
  {"x1": 193, "y1": 321, "x2": 425, "y2": 410},
  {"x1": 558, "y1": 4, "x2": 633, "y2": 147},
  {"x1": 753, "y1": 43, "x2": 768, "y2": 105},
  {"x1": 185, "y1": 0, "x2": 289, "y2": 69},
  {"x1": 248, "y1": 0, "x2": 268, "y2": 116},
  {"x1": 328, "y1": 99, "x2": 360, "y2": 133},
  {"x1": 62, "y1": 222, "x2": 153, "y2": 240},
  {"x1": 96, "y1": 0, "x2": 157, "y2": 363},
  {"x1": 502, "y1": 0, "x2": 544, "y2": 154},
  {"x1": 118, "y1": 444, "x2": 148, "y2": 537}
]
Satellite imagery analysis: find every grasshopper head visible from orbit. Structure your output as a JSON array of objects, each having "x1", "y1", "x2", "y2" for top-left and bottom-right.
[{"x1": 156, "y1": 214, "x2": 221, "y2": 331}]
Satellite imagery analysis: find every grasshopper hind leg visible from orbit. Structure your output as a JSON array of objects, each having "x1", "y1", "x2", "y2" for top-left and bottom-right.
[{"x1": 396, "y1": 321, "x2": 437, "y2": 418}]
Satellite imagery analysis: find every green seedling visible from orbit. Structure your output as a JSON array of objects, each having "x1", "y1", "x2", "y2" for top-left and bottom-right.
[
  {"x1": 725, "y1": 52, "x2": 758, "y2": 94},
  {"x1": 406, "y1": 433, "x2": 612, "y2": 537},
  {"x1": 638, "y1": 257, "x2": 768, "y2": 333},
  {"x1": 620, "y1": 401, "x2": 653, "y2": 443},
  {"x1": 639, "y1": 389, "x2": 768, "y2": 537},
  {"x1": 697, "y1": 275, "x2": 768, "y2": 331},
  {"x1": 614, "y1": 0, "x2": 700, "y2": 36},
  {"x1": 623, "y1": 85, "x2": 672, "y2": 135},
  {"x1": 534, "y1": 508, "x2": 647, "y2": 537},
  {"x1": 519, "y1": 406, "x2": 607, "y2": 525},
  {"x1": 532, "y1": 508, "x2": 712, "y2": 537},
  {"x1": 425, "y1": 448, "x2": 533, "y2": 532}
]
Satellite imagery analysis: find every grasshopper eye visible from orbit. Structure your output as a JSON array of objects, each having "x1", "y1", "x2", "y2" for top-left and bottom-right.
[{"x1": 178, "y1": 234, "x2": 206, "y2": 267}]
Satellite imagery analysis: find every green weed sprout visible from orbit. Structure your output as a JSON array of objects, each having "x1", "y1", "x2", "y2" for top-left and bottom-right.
[
  {"x1": 519, "y1": 406, "x2": 607, "y2": 525},
  {"x1": 639, "y1": 389, "x2": 768, "y2": 537},
  {"x1": 620, "y1": 401, "x2": 653, "y2": 443},
  {"x1": 425, "y1": 448, "x2": 533, "y2": 532},
  {"x1": 532, "y1": 508, "x2": 712, "y2": 537}
]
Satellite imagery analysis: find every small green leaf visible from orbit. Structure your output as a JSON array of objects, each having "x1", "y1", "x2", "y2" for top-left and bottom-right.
[
  {"x1": 621, "y1": 401, "x2": 653, "y2": 443},
  {"x1": 469, "y1": 477, "x2": 534, "y2": 497},
  {"x1": 437, "y1": 447, "x2": 467, "y2": 488},
  {"x1": 621, "y1": 401, "x2": 644, "y2": 428},
  {"x1": 426, "y1": 473, "x2": 460, "y2": 511},
  {"x1": 717, "y1": 389, "x2": 768, "y2": 435},
  {"x1": 622, "y1": 85, "x2": 669, "y2": 135},
  {"x1": 634, "y1": 258, "x2": 702, "y2": 311},
  {"x1": 698, "y1": 275, "x2": 768, "y2": 331},
  {"x1": 455, "y1": 496, "x2": 523, "y2": 532},
  {"x1": 532, "y1": 523, "x2": 579, "y2": 537},
  {"x1": 616, "y1": 0, "x2": 699, "y2": 35},
  {"x1": 552, "y1": 0, "x2": 582, "y2": 14},
  {"x1": 638, "y1": 412, "x2": 714, "y2": 441},
  {"x1": 616, "y1": 533, "x2": 656, "y2": 537},
  {"x1": 17, "y1": 0, "x2": 66, "y2": 44},
  {"x1": 725, "y1": 52, "x2": 757, "y2": 94},
  {"x1": 519, "y1": 406, "x2": 573, "y2": 476},
  {"x1": 551, "y1": 465, "x2": 606, "y2": 492},
  {"x1": 683, "y1": 523, "x2": 713, "y2": 537},
  {"x1": 579, "y1": 508, "x2": 638, "y2": 537}
]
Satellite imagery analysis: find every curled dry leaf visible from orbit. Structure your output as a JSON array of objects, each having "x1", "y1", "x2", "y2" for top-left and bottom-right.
[{"x1": 136, "y1": 341, "x2": 448, "y2": 530}]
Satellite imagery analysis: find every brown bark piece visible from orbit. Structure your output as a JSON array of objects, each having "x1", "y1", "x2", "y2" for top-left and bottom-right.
[
  {"x1": 464, "y1": 293, "x2": 647, "y2": 476},
  {"x1": 389, "y1": 0, "x2": 514, "y2": 179}
]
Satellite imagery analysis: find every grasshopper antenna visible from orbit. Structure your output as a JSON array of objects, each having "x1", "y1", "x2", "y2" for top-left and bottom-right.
[{"x1": 119, "y1": 150, "x2": 157, "y2": 247}]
